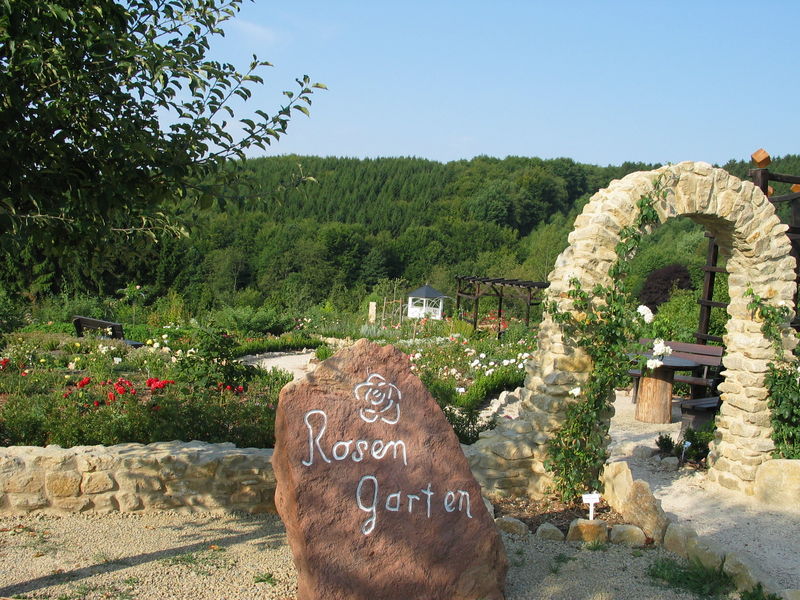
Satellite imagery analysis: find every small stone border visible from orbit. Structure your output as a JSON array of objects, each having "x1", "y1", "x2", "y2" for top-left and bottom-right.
[
  {"x1": 597, "y1": 461, "x2": 796, "y2": 599},
  {"x1": 491, "y1": 462, "x2": 798, "y2": 598}
]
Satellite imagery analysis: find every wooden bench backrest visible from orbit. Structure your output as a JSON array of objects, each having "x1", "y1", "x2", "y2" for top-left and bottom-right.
[
  {"x1": 72, "y1": 316, "x2": 125, "y2": 340},
  {"x1": 638, "y1": 338, "x2": 723, "y2": 367}
]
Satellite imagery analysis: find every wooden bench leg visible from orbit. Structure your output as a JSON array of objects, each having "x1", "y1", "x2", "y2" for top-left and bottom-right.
[{"x1": 631, "y1": 379, "x2": 640, "y2": 404}]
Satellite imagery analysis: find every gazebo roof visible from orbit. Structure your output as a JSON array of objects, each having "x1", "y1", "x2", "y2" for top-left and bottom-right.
[{"x1": 408, "y1": 284, "x2": 444, "y2": 299}]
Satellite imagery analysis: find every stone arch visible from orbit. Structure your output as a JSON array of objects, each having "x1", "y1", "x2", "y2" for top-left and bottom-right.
[{"x1": 465, "y1": 161, "x2": 797, "y2": 497}]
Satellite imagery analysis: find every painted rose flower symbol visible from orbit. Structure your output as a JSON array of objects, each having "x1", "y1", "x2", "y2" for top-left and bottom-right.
[{"x1": 354, "y1": 373, "x2": 401, "y2": 424}]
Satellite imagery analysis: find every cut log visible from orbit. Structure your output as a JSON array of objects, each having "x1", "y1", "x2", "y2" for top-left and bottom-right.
[{"x1": 635, "y1": 367, "x2": 674, "y2": 424}]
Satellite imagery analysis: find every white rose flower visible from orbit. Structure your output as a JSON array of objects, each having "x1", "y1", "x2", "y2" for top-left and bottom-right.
[
  {"x1": 569, "y1": 387, "x2": 581, "y2": 397},
  {"x1": 652, "y1": 339, "x2": 672, "y2": 357},
  {"x1": 647, "y1": 358, "x2": 664, "y2": 370},
  {"x1": 637, "y1": 305, "x2": 654, "y2": 324},
  {"x1": 113, "y1": 357, "x2": 122, "y2": 364}
]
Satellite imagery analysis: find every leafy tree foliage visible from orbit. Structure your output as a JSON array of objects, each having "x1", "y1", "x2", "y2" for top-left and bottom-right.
[
  {"x1": 5, "y1": 152, "x2": 794, "y2": 323},
  {"x1": 0, "y1": 0, "x2": 324, "y2": 243}
]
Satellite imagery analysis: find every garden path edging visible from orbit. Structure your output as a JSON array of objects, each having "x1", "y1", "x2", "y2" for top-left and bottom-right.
[{"x1": 600, "y1": 460, "x2": 798, "y2": 599}]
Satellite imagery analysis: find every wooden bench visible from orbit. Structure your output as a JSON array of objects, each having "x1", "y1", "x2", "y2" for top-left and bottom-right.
[
  {"x1": 72, "y1": 316, "x2": 144, "y2": 348},
  {"x1": 629, "y1": 339, "x2": 723, "y2": 410}
]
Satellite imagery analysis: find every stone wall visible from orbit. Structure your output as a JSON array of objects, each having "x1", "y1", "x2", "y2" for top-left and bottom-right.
[
  {"x1": 466, "y1": 161, "x2": 798, "y2": 498},
  {"x1": 0, "y1": 441, "x2": 276, "y2": 515}
]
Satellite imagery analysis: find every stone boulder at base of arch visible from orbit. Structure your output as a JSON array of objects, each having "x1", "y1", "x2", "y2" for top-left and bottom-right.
[
  {"x1": 466, "y1": 161, "x2": 797, "y2": 499},
  {"x1": 273, "y1": 339, "x2": 508, "y2": 600}
]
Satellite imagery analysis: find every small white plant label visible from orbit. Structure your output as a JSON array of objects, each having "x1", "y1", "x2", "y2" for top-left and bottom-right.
[{"x1": 582, "y1": 491, "x2": 601, "y2": 520}]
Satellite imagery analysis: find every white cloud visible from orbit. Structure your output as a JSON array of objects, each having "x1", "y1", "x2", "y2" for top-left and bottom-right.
[{"x1": 229, "y1": 19, "x2": 285, "y2": 46}]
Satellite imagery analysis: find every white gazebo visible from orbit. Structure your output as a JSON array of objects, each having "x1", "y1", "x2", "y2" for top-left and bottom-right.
[{"x1": 407, "y1": 284, "x2": 445, "y2": 320}]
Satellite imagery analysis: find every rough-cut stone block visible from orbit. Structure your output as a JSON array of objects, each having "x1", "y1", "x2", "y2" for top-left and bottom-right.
[
  {"x1": 46, "y1": 471, "x2": 81, "y2": 497},
  {"x1": 609, "y1": 524, "x2": 646, "y2": 546},
  {"x1": 115, "y1": 492, "x2": 143, "y2": 512},
  {"x1": 632, "y1": 445, "x2": 657, "y2": 459},
  {"x1": 4, "y1": 472, "x2": 44, "y2": 494},
  {"x1": 601, "y1": 460, "x2": 633, "y2": 512},
  {"x1": 722, "y1": 551, "x2": 773, "y2": 592},
  {"x1": 754, "y1": 459, "x2": 800, "y2": 506},
  {"x1": 140, "y1": 494, "x2": 183, "y2": 510},
  {"x1": 618, "y1": 480, "x2": 669, "y2": 544},
  {"x1": 52, "y1": 497, "x2": 91, "y2": 512},
  {"x1": 10, "y1": 493, "x2": 48, "y2": 511},
  {"x1": 115, "y1": 471, "x2": 163, "y2": 493},
  {"x1": 273, "y1": 339, "x2": 507, "y2": 600},
  {"x1": 663, "y1": 523, "x2": 697, "y2": 558},
  {"x1": 82, "y1": 471, "x2": 115, "y2": 494},
  {"x1": 535, "y1": 522, "x2": 565, "y2": 541},
  {"x1": 686, "y1": 536, "x2": 726, "y2": 570},
  {"x1": 566, "y1": 518, "x2": 607, "y2": 543},
  {"x1": 495, "y1": 516, "x2": 529, "y2": 537},
  {"x1": 659, "y1": 457, "x2": 679, "y2": 471},
  {"x1": 90, "y1": 494, "x2": 117, "y2": 513},
  {"x1": 29, "y1": 452, "x2": 74, "y2": 471},
  {"x1": 230, "y1": 486, "x2": 262, "y2": 505}
]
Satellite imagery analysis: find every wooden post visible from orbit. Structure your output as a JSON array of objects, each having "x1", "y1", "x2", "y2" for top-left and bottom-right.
[
  {"x1": 635, "y1": 367, "x2": 674, "y2": 424},
  {"x1": 472, "y1": 282, "x2": 480, "y2": 330},
  {"x1": 752, "y1": 168, "x2": 769, "y2": 195},
  {"x1": 455, "y1": 277, "x2": 462, "y2": 318},
  {"x1": 496, "y1": 286, "x2": 504, "y2": 339},
  {"x1": 526, "y1": 288, "x2": 532, "y2": 325}
]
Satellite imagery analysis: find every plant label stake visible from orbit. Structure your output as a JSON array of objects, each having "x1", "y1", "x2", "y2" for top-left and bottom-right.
[
  {"x1": 680, "y1": 440, "x2": 691, "y2": 463},
  {"x1": 582, "y1": 491, "x2": 601, "y2": 520}
]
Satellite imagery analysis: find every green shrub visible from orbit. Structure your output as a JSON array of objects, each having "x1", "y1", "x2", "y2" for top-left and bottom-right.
[
  {"x1": 457, "y1": 366, "x2": 524, "y2": 411},
  {"x1": 647, "y1": 556, "x2": 734, "y2": 598},
  {"x1": 235, "y1": 333, "x2": 322, "y2": 356},
  {"x1": 206, "y1": 305, "x2": 294, "y2": 336},
  {"x1": 675, "y1": 424, "x2": 715, "y2": 462},
  {"x1": 31, "y1": 291, "x2": 113, "y2": 324},
  {"x1": 315, "y1": 343, "x2": 333, "y2": 361},
  {"x1": 0, "y1": 394, "x2": 51, "y2": 445},
  {"x1": 739, "y1": 583, "x2": 783, "y2": 600},
  {"x1": 0, "y1": 286, "x2": 24, "y2": 333},
  {"x1": 764, "y1": 362, "x2": 800, "y2": 458},
  {"x1": 441, "y1": 406, "x2": 494, "y2": 445},
  {"x1": 170, "y1": 326, "x2": 256, "y2": 390},
  {"x1": 656, "y1": 433, "x2": 675, "y2": 454},
  {"x1": 420, "y1": 371, "x2": 458, "y2": 408}
]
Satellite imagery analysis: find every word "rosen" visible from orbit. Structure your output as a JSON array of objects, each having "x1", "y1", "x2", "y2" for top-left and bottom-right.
[{"x1": 302, "y1": 409, "x2": 408, "y2": 467}]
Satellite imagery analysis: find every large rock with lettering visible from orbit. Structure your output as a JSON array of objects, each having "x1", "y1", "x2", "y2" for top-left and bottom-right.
[{"x1": 273, "y1": 339, "x2": 508, "y2": 600}]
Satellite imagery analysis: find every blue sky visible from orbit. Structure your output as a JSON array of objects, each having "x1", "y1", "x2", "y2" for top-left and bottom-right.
[{"x1": 212, "y1": 1, "x2": 800, "y2": 166}]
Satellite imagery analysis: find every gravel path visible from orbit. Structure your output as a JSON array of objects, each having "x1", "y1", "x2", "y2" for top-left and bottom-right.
[
  {"x1": 609, "y1": 391, "x2": 800, "y2": 591},
  {"x1": 0, "y1": 512, "x2": 701, "y2": 600}
]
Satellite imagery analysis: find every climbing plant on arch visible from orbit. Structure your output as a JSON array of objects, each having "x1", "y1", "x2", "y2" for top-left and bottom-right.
[{"x1": 465, "y1": 161, "x2": 797, "y2": 499}]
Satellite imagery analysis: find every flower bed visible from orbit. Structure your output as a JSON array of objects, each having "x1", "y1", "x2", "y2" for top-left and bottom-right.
[{"x1": 0, "y1": 328, "x2": 292, "y2": 449}]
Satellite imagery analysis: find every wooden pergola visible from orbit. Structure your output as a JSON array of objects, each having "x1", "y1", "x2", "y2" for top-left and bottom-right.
[{"x1": 455, "y1": 276, "x2": 549, "y2": 338}]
